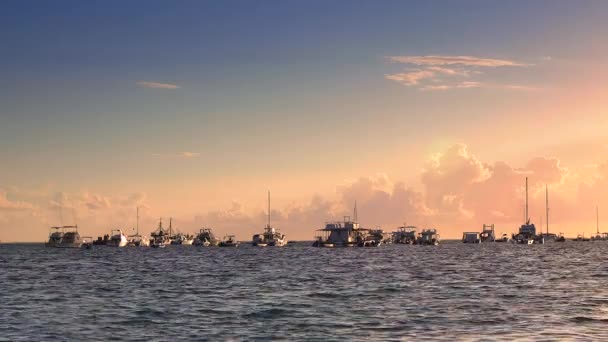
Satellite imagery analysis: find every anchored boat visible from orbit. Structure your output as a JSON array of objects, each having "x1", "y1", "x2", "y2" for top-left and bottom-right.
[
  {"x1": 392, "y1": 225, "x2": 417, "y2": 244},
  {"x1": 46, "y1": 225, "x2": 84, "y2": 248},
  {"x1": 252, "y1": 191, "x2": 287, "y2": 247},
  {"x1": 107, "y1": 229, "x2": 128, "y2": 247},
  {"x1": 462, "y1": 232, "x2": 480, "y2": 244},
  {"x1": 219, "y1": 235, "x2": 240, "y2": 247},
  {"x1": 127, "y1": 207, "x2": 149, "y2": 247},
  {"x1": 194, "y1": 228, "x2": 219, "y2": 246},
  {"x1": 150, "y1": 218, "x2": 172, "y2": 248},
  {"x1": 418, "y1": 228, "x2": 440, "y2": 245},
  {"x1": 513, "y1": 178, "x2": 543, "y2": 245}
]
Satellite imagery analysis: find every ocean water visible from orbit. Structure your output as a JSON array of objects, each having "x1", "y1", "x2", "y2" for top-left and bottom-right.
[{"x1": 1, "y1": 242, "x2": 607, "y2": 341}]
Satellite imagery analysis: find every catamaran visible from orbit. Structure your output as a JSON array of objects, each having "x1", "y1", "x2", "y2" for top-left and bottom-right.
[
  {"x1": 127, "y1": 207, "x2": 149, "y2": 247},
  {"x1": 252, "y1": 191, "x2": 287, "y2": 247},
  {"x1": 512, "y1": 177, "x2": 543, "y2": 244}
]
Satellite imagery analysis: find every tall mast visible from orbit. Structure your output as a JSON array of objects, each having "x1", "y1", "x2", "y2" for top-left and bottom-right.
[
  {"x1": 267, "y1": 190, "x2": 271, "y2": 228},
  {"x1": 136, "y1": 207, "x2": 139, "y2": 235},
  {"x1": 525, "y1": 177, "x2": 529, "y2": 223},
  {"x1": 597, "y1": 206, "x2": 599, "y2": 234},
  {"x1": 546, "y1": 185, "x2": 549, "y2": 235},
  {"x1": 169, "y1": 217, "x2": 173, "y2": 236},
  {"x1": 354, "y1": 201, "x2": 358, "y2": 223}
]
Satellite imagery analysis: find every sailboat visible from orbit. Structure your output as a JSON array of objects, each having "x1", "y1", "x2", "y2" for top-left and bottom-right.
[
  {"x1": 512, "y1": 177, "x2": 543, "y2": 244},
  {"x1": 539, "y1": 185, "x2": 557, "y2": 242},
  {"x1": 590, "y1": 206, "x2": 607, "y2": 241},
  {"x1": 252, "y1": 191, "x2": 287, "y2": 247},
  {"x1": 127, "y1": 207, "x2": 150, "y2": 247}
]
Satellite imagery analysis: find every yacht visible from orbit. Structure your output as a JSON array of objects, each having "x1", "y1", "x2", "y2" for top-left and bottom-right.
[
  {"x1": 171, "y1": 233, "x2": 194, "y2": 245},
  {"x1": 480, "y1": 224, "x2": 496, "y2": 242},
  {"x1": 418, "y1": 228, "x2": 440, "y2": 245},
  {"x1": 392, "y1": 225, "x2": 417, "y2": 244},
  {"x1": 194, "y1": 228, "x2": 219, "y2": 246},
  {"x1": 150, "y1": 218, "x2": 172, "y2": 247},
  {"x1": 252, "y1": 191, "x2": 287, "y2": 247},
  {"x1": 313, "y1": 215, "x2": 367, "y2": 248},
  {"x1": 358, "y1": 228, "x2": 385, "y2": 247},
  {"x1": 462, "y1": 232, "x2": 480, "y2": 244},
  {"x1": 107, "y1": 229, "x2": 128, "y2": 247},
  {"x1": 127, "y1": 207, "x2": 149, "y2": 247},
  {"x1": 218, "y1": 235, "x2": 239, "y2": 247},
  {"x1": 513, "y1": 178, "x2": 543, "y2": 245},
  {"x1": 45, "y1": 225, "x2": 84, "y2": 248}
]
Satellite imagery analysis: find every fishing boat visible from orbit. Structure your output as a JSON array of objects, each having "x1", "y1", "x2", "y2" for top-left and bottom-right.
[
  {"x1": 107, "y1": 229, "x2": 128, "y2": 247},
  {"x1": 555, "y1": 233, "x2": 566, "y2": 242},
  {"x1": 252, "y1": 191, "x2": 287, "y2": 247},
  {"x1": 358, "y1": 228, "x2": 385, "y2": 247},
  {"x1": 45, "y1": 225, "x2": 84, "y2": 248},
  {"x1": 392, "y1": 225, "x2": 417, "y2": 244},
  {"x1": 218, "y1": 235, "x2": 240, "y2": 247},
  {"x1": 194, "y1": 228, "x2": 219, "y2": 246},
  {"x1": 418, "y1": 228, "x2": 440, "y2": 245},
  {"x1": 480, "y1": 224, "x2": 496, "y2": 242},
  {"x1": 171, "y1": 233, "x2": 194, "y2": 245},
  {"x1": 127, "y1": 207, "x2": 150, "y2": 247},
  {"x1": 462, "y1": 232, "x2": 480, "y2": 244},
  {"x1": 495, "y1": 233, "x2": 510, "y2": 243},
  {"x1": 150, "y1": 218, "x2": 172, "y2": 247},
  {"x1": 513, "y1": 178, "x2": 543, "y2": 245}
]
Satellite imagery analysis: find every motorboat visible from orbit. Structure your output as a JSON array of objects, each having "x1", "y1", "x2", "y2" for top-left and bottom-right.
[
  {"x1": 107, "y1": 229, "x2": 128, "y2": 247},
  {"x1": 495, "y1": 233, "x2": 510, "y2": 243},
  {"x1": 479, "y1": 224, "x2": 496, "y2": 242},
  {"x1": 46, "y1": 225, "x2": 84, "y2": 248},
  {"x1": 171, "y1": 233, "x2": 194, "y2": 245},
  {"x1": 252, "y1": 191, "x2": 287, "y2": 246},
  {"x1": 392, "y1": 226, "x2": 417, "y2": 244},
  {"x1": 194, "y1": 228, "x2": 219, "y2": 246},
  {"x1": 462, "y1": 232, "x2": 480, "y2": 244},
  {"x1": 418, "y1": 228, "x2": 440, "y2": 245},
  {"x1": 218, "y1": 235, "x2": 240, "y2": 247}
]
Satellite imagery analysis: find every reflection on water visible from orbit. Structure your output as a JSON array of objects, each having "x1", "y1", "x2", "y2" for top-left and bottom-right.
[{"x1": 1, "y1": 242, "x2": 607, "y2": 340}]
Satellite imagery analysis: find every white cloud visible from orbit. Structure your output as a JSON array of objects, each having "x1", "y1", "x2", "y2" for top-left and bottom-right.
[
  {"x1": 136, "y1": 81, "x2": 180, "y2": 89},
  {"x1": 178, "y1": 152, "x2": 200, "y2": 158},
  {"x1": 0, "y1": 191, "x2": 33, "y2": 211},
  {"x1": 386, "y1": 55, "x2": 529, "y2": 67},
  {"x1": 384, "y1": 69, "x2": 435, "y2": 86}
]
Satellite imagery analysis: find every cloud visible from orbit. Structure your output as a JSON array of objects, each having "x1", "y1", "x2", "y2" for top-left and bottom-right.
[
  {"x1": 384, "y1": 69, "x2": 435, "y2": 86},
  {"x1": 385, "y1": 54, "x2": 536, "y2": 91},
  {"x1": 386, "y1": 55, "x2": 529, "y2": 67},
  {"x1": 178, "y1": 152, "x2": 200, "y2": 158},
  {"x1": 0, "y1": 191, "x2": 34, "y2": 211},
  {"x1": 136, "y1": 81, "x2": 180, "y2": 89},
  {"x1": 152, "y1": 152, "x2": 201, "y2": 158}
]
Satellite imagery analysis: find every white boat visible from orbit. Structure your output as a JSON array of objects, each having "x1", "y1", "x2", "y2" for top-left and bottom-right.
[
  {"x1": 194, "y1": 228, "x2": 219, "y2": 246},
  {"x1": 392, "y1": 225, "x2": 417, "y2": 244},
  {"x1": 46, "y1": 225, "x2": 84, "y2": 248},
  {"x1": 107, "y1": 229, "x2": 128, "y2": 247},
  {"x1": 171, "y1": 233, "x2": 194, "y2": 245},
  {"x1": 513, "y1": 178, "x2": 543, "y2": 245},
  {"x1": 150, "y1": 218, "x2": 172, "y2": 246},
  {"x1": 252, "y1": 191, "x2": 287, "y2": 247},
  {"x1": 418, "y1": 228, "x2": 440, "y2": 245},
  {"x1": 219, "y1": 235, "x2": 239, "y2": 247},
  {"x1": 127, "y1": 207, "x2": 150, "y2": 247}
]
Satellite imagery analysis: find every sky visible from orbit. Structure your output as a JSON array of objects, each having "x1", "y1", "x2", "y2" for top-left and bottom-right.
[{"x1": 1, "y1": 1, "x2": 608, "y2": 242}]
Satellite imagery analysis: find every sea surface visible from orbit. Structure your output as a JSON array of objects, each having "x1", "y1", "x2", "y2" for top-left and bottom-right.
[{"x1": 1, "y1": 241, "x2": 607, "y2": 341}]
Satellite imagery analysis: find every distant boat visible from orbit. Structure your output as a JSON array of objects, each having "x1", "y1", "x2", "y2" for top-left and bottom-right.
[
  {"x1": 194, "y1": 228, "x2": 219, "y2": 246},
  {"x1": 555, "y1": 233, "x2": 566, "y2": 242},
  {"x1": 513, "y1": 178, "x2": 543, "y2": 245},
  {"x1": 252, "y1": 191, "x2": 287, "y2": 247},
  {"x1": 171, "y1": 233, "x2": 194, "y2": 245},
  {"x1": 150, "y1": 218, "x2": 172, "y2": 246},
  {"x1": 107, "y1": 229, "x2": 128, "y2": 247},
  {"x1": 495, "y1": 233, "x2": 510, "y2": 243},
  {"x1": 392, "y1": 225, "x2": 417, "y2": 244},
  {"x1": 46, "y1": 225, "x2": 84, "y2": 248},
  {"x1": 418, "y1": 228, "x2": 440, "y2": 245},
  {"x1": 218, "y1": 235, "x2": 239, "y2": 247},
  {"x1": 479, "y1": 224, "x2": 496, "y2": 242},
  {"x1": 313, "y1": 217, "x2": 362, "y2": 247},
  {"x1": 127, "y1": 207, "x2": 149, "y2": 247},
  {"x1": 462, "y1": 232, "x2": 480, "y2": 244}
]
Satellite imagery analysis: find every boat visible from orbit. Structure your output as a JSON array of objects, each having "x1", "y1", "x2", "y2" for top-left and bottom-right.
[
  {"x1": 573, "y1": 234, "x2": 590, "y2": 242},
  {"x1": 358, "y1": 228, "x2": 385, "y2": 247},
  {"x1": 418, "y1": 228, "x2": 440, "y2": 245},
  {"x1": 127, "y1": 207, "x2": 150, "y2": 247},
  {"x1": 81, "y1": 236, "x2": 93, "y2": 249},
  {"x1": 150, "y1": 218, "x2": 173, "y2": 246},
  {"x1": 107, "y1": 229, "x2": 128, "y2": 247},
  {"x1": 462, "y1": 232, "x2": 480, "y2": 244},
  {"x1": 538, "y1": 185, "x2": 558, "y2": 243},
  {"x1": 313, "y1": 203, "x2": 372, "y2": 247},
  {"x1": 252, "y1": 191, "x2": 287, "y2": 247},
  {"x1": 495, "y1": 233, "x2": 510, "y2": 243},
  {"x1": 194, "y1": 228, "x2": 219, "y2": 246},
  {"x1": 392, "y1": 225, "x2": 417, "y2": 244},
  {"x1": 590, "y1": 206, "x2": 607, "y2": 241},
  {"x1": 555, "y1": 233, "x2": 566, "y2": 242},
  {"x1": 218, "y1": 235, "x2": 240, "y2": 247},
  {"x1": 513, "y1": 178, "x2": 543, "y2": 245},
  {"x1": 171, "y1": 233, "x2": 194, "y2": 245},
  {"x1": 49, "y1": 225, "x2": 85, "y2": 248},
  {"x1": 480, "y1": 224, "x2": 495, "y2": 242},
  {"x1": 45, "y1": 226, "x2": 64, "y2": 247}
]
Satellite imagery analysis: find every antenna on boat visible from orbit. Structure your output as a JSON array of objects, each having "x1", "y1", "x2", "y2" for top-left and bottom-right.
[
  {"x1": 546, "y1": 185, "x2": 549, "y2": 236},
  {"x1": 525, "y1": 177, "x2": 529, "y2": 224},
  {"x1": 136, "y1": 207, "x2": 139, "y2": 235},
  {"x1": 267, "y1": 190, "x2": 271, "y2": 228},
  {"x1": 354, "y1": 201, "x2": 358, "y2": 223}
]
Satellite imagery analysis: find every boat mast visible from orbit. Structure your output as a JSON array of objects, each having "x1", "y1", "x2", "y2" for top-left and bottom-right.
[
  {"x1": 354, "y1": 200, "x2": 358, "y2": 223},
  {"x1": 597, "y1": 206, "x2": 599, "y2": 234},
  {"x1": 136, "y1": 207, "x2": 139, "y2": 235},
  {"x1": 267, "y1": 190, "x2": 271, "y2": 228},
  {"x1": 525, "y1": 177, "x2": 529, "y2": 223},
  {"x1": 546, "y1": 185, "x2": 549, "y2": 235}
]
